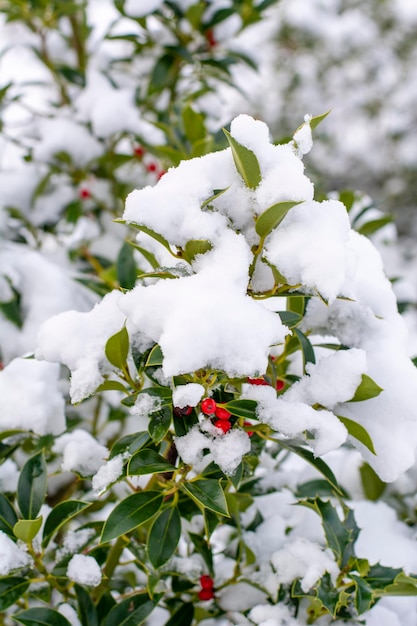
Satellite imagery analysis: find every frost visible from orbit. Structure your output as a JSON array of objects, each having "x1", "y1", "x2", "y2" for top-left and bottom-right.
[
  {"x1": 271, "y1": 538, "x2": 339, "y2": 592},
  {"x1": 0, "y1": 531, "x2": 32, "y2": 575},
  {"x1": 67, "y1": 554, "x2": 102, "y2": 587},
  {"x1": 0, "y1": 359, "x2": 65, "y2": 435},
  {"x1": 53, "y1": 429, "x2": 108, "y2": 477}
]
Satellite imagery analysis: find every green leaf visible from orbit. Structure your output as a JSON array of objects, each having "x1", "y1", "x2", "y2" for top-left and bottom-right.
[
  {"x1": 337, "y1": 416, "x2": 376, "y2": 454},
  {"x1": 13, "y1": 607, "x2": 72, "y2": 626},
  {"x1": 148, "y1": 53, "x2": 177, "y2": 94},
  {"x1": 287, "y1": 295, "x2": 306, "y2": 316},
  {"x1": 129, "y1": 242, "x2": 159, "y2": 270},
  {"x1": 17, "y1": 450, "x2": 47, "y2": 520},
  {"x1": 146, "y1": 344, "x2": 163, "y2": 367},
  {"x1": 0, "y1": 577, "x2": 29, "y2": 611},
  {"x1": 188, "y1": 532, "x2": 213, "y2": 575},
  {"x1": 224, "y1": 399, "x2": 257, "y2": 420},
  {"x1": 350, "y1": 574, "x2": 375, "y2": 614},
  {"x1": 182, "y1": 105, "x2": 206, "y2": 143},
  {"x1": 0, "y1": 282, "x2": 23, "y2": 328},
  {"x1": 0, "y1": 493, "x2": 18, "y2": 537},
  {"x1": 75, "y1": 584, "x2": 98, "y2": 626},
  {"x1": 294, "y1": 328, "x2": 316, "y2": 372},
  {"x1": 101, "y1": 491, "x2": 163, "y2": 543},
  {"x1": 95, "y1": 380, "x2": 128, "y2": 393},
  {"x1": 148, "y1": 406, "x2": 172, "y2": 443},
  {"x1": 357, "y1": 215, "x2": 392, "y2": 236},
  {"x1": 182, "y1": 479, "x2": 229, "y2": 517},
  {"x1": 105, "y1": 326, "x2": 129, "y2": 370},
  {"x1": 42, "y1": 501, "x2": 90, "y2": 548},
  {"x1": 109, "y1": 431, "x2": 151, "y2": 459},
  {"x1": 255, "y1": 201, "x2": 301, "y2": 238},
  {"x1": 116, "y1": 241, "x2": 137, "y2": 289},
  {"x1": 148, "y1": 506, "x2": 181, "y2": 568},
  {"x1": 102, "y1": 593, "x2": 156, "y2": 626},
  {"x1": 364, "y1": 563, "x2": 402, "y2": 590},
  {"x1": 309, "y1": 110, "x2": 331, "y2": 130},
  {"x1": 223, "y1": 128, "x2": 261, "y2": 189},
  {"x1": 128, "y1": 449, "x2": 174, "y2": 475},
  {"x1": 128, "y1": 225, "x2": 173, "y2": 257},
  {"x1": 13, "y1": 516, "x2": 42, "y2": 543},
  {"x1": 384, "y1": 572, "x2": 417, "y2": 596},
  {"x1": 277, "y1": 310, "x2": 302, "y2": 328},
  {"x1": 184, "y1": 239, "x2": 212, "y2": 262},
  {"x1": 164, "y1": 602, "x2": 194, "y2": 626},
  {"x1": 281, "y1": 443, "x2": 345, "y2": 496},
  {"x1": 296, "y1": 479, "x2": 340, "y2": 499},
  {"x1": 359, "y1": 463, "x2": 386, "y2": 501},
  {"x1": 349, "y1": 374, "x2": 383, "y2": 402},
  {"x1": 201, "y1": 187, "x2": 229, "y2": 209}
]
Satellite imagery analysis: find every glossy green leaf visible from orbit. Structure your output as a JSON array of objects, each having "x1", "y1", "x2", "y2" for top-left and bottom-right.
[
  {"x1": 182, "y1": 479, "x2": 229, "y2": 517},
  {"x1": 116, "y1": 241, "x2": 137, "y2": 289},
  {"x1": 105, "y1": 326, "x2": 129, "y2": 370},
  {"x1": 364, "y1": 563, "x2": 403, "y2": 590},
  {"x1": 349, "y1": 374, "x2": 383, "y2": 402},
  {"x1": 101, "y1": 491, "x2": 163, "y2": 543},
  {"x1": 359, "y1": 463, "x2": 386, "y2": 501},
  {"x1": 148, "y1": 53, "x2": 177, "y2": 94},
  {"x1": 337, "y1": 416, "x2": 376, "y2": 454},
  {"x1": 282, "y1": 443, "x2": 345, "y2": 496},
  {"x1": 129, "y1": 242, "x2": 159, "y2": 271},
  {"x1": 223, "y1": 128, "x2": 261, "y2": 189},
  {"x1": 357, "y1": 215, "x2": 392, "y2": 236},
  {"x1": 294, "y1": 328, "x2": 316, "y2": 372},
  {"x1": 188, "y1": 532, "x2": 214, "y2": 575},
  {"x1": 350, "y1": 574, "x2": 374, "y2": 614},
  {"x1": 17, "y1": 450, "x2": 47, "y2": 520},
  {"x1": 148, "y1": 506, "x2": 181, "y2": 568},
  {"x1": 164, "y1": 602, "x2": 194, "y2": 626},
  {"x1": 13, "y1": 516, "x2": 42, "y2": 543},
  {"x1": 0, "y1": 577, "x2": 29, "y2": 611},
  {"x1": 95, "y1": 380, "x2": 128, "y2": 393},
  {"x1": 109, "y1": 431, "x2": 151, "y2": 459},
  {"x1": 0, "y1": 493, "x2": 18, "y2": 537},
  {"x1": 309, "y1": 110, "x2": 331, "y2": 130},
  {"x1": 182, "y1": 105, "x2": 206, "y2": 143},
  {"x1": 128, "y1": 449, "x2": 174, "y2": 475},
  {"x1": 384, "y1": 571, "x2": 417, "y2": 596},
  {"x1": 129, "y1": 225, "x2": 173, "y2": 256},
  {"x1": 146, "y1": 344, "x2": 163, "y2": 367},
  {"x1": 224, "y1": 399, "x2": 257, "y2": 419},
  {"x1": 255, "y1": 201, "x2": 301, "y2": 238},
  {"x1": 75, "y1": 584, "x2": 98, "y2": 626},
  {"x1": 13, "y1": 607, "x2": 71, "y2": 626},
  {"x1": 201, "y1": 187, "x2": 229, "y2": 209},
  {"x1": 148, "y1": 406, "x2": 172, "y2": 443},
  {"x1": 277, "y1": 310, "x2": 302, "y2": 328},
  {"x1": 184, "y1": 239, "x2": 212, "y2": 262},
  {"x1": 102, "y1": 593, "x2": 156, "y2": 626},
  {"x1": 43, "y1": 500, "x2": 90, "y2": 548}
]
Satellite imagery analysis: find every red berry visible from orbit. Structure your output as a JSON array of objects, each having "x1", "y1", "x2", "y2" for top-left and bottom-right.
[
  {"x1": 158, "y1": 170, "x2": 166, "y2": 180},
  {"x1": 198, "y1": 588, "x2": 214, "y2": 601},
  {"x1": 146, "y1": 162, "x2": 157, "y2": 173},
  {"x1": 215, "y1": 406, "x2": 231, "y2": 420},
  {"x1": 206, "y1": 29, "x2": 217, "y2": 48},
  {"x1": 79, "y1": 188, "x2": 91, "y2": 199},
  {"x1": 134, "y1": 146, "x2": 145, "y2": 158},
  {"x1": 200, "y1": 575, "x2": 214, "y2": 589},
  {"x1": 276, "y1": 379, "x2": 285, "y2": 392},
  {"x1": 214, "y1": 419, "x2": 231, "y2": 434},
  {"x1": 247, "y1": 377, "x2": 269, "y2": 386},
  {"x1": 201, "y1": 398, "x2": 216, "y2": 415},
  {"x1": 244, "y1": 421, "x2": 254, "y2": 437},
  {"x1": 173, "y1": 406, "x2": 192, "y2": 417}
]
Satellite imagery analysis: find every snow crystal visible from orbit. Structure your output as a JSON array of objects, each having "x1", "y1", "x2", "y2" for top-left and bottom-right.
[
  {"x1": 0, "y1": 359, "x2": 65, "y2": 435},
  {"x1": 172, "y1": 383, "x2": 205, "y2": 408},
  {"x1": 67, "y1": 554, "x2": 102, "y2": 587},
  {"x1": 264, "y1": 199, "x2": 352, "y2": 302},
  {"x1": 0, "y1": 531, "x2": 32, "y2": 575},
  {"x1": 92, "y1": 454, "x2": 125, "y2": 495},
  {"x1": 36, "y1": 290, "x2": 126, "y2": 403},
  {"x1": 53, "y1": 429, "x2": 108, "y2": 476},
  {"x1": 271, "y1": 537, "x2": 339, "y2": 592}
]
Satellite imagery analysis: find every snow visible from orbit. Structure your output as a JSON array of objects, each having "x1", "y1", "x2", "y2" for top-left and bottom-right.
[
  {"x1": 92, "y1": 454, "x2": 125, "y2": 495},
  {"x1": 0, "y1": 531, "x2": 32, "y2": 575},
  {"x1": 271, "y1": 537, "x2": 339, "y2": 592},
  {"x1": 67, "y1": 554, "x2": 102, "y2": 587},
  {"x1": 172, "y1": 383, "x2": 205, "y2": 408},
  {"x1": 53, "y1": 429, "x2": 108, "y2": 477},
  {"x1": 217, "y1": 582, "x2": 267, "y2": 612},
  {"x1": 249, "y1": 604, "x2": 299, "y2": 626},
  {"x1": 0, "y1": 359, "x2": 65, "y2": 435},
  {"x1": 58, "y1": 604, "x2": 82, "y2": 626}
]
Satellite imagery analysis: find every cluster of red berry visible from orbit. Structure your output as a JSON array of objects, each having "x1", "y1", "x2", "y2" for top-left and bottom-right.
[
  {"x1": 247, "y1": 377, "x2": 285, "y2": 392},
  {"x1": 134, "y1": 145, "x2": 166, "y2": 180},
  {"x1": 198, "y1": 575, "x2": 215, "y2": 601},
  {"x1": 201, "y1": 398, "x2": 232, "y2": 433}
]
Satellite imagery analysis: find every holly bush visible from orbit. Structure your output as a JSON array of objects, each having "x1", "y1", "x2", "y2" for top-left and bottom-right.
[{"x1": 1, "y1": 2, "x2": 417, "y2": 626}]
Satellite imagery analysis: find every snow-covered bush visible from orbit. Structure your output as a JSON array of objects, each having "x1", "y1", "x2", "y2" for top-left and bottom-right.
[{"x1": 1, "y1": 2, "x2": 417, "y2": 626}]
